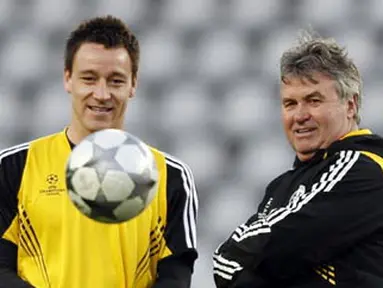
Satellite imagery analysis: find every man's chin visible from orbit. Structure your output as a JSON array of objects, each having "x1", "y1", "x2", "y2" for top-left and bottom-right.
[
  {"x1": 295, "y1": 146, "x2": 319, "y2": 161},
  {"x1": 86, "y1": 122, "x2": 115, "y2": 133},
  {"x1": 294, "y1": 141, "x2": 318, "y2": 152}
]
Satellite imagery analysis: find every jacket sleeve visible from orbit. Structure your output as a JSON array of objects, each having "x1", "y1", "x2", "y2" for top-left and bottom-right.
[
  {"x1": 213, "y1": 150, "x2": 383, "y2": 287},
  {"x1": 0, "y1": 146, "x2": 33, "y2": 287},
  {"x1": 154, "y1": 155, "x2": 198, "y2": 288}
]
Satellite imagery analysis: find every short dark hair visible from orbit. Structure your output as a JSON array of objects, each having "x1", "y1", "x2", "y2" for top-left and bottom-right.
[{"x1": 64, "y1": 15, "x2": 140, "y2": 80}]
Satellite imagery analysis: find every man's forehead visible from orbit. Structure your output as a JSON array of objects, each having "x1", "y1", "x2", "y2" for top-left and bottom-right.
[
  {"x1": 281, "y1": 72, "x2": 334, "y2": 86},
  {"x1": 73, "y1": 43, "x2": 132, "y2": 75},
  {"x1": 280, "y1": 73, "x2": 337, "y2": 98}
]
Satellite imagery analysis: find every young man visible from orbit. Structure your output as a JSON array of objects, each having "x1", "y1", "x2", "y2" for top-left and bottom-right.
[
  {"x1": 0, "y1": 16, "x2": 198, "y2": 288},
  {"x1": 213, "y1": 32, "x2": 383, "y2": 287}
]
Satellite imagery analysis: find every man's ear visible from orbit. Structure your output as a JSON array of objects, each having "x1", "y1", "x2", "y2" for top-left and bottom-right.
[
  {"x1": 347, "y1": 93, "x2": 358, "y2": 119},
  {"x1": 129, "y1": 87, "x2": 136, "y2": 99},
  {"x1": 130, "y1": 76, "x2": 138, "y2": 98},
  {"x1": 63, "y1": 70, "x2": 72, "y2": 94}
]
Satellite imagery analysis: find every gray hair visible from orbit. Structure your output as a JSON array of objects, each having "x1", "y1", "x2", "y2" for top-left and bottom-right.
[{"x1": 280, "y1": 30, "x2": 362, "y2": 124}]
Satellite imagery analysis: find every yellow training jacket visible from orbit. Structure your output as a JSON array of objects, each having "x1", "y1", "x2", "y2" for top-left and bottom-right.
[{"x1": 0, "y1": 130, "x2": 198, "y2": 288}]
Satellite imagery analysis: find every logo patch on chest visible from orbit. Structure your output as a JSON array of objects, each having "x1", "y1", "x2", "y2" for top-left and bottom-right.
[{"x1": 39, "y1": 173, "x2": 66, "y2": 196}]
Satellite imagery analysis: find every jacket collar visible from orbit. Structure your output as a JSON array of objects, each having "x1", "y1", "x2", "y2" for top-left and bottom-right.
[{"x1": 293, "y1": 129, "x2": 372, "y2": 168}]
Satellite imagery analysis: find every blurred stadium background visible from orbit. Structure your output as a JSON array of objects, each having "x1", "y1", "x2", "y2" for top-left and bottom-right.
[{"x1": 1, "y1": 0, "x2": 383, "y2": 287}]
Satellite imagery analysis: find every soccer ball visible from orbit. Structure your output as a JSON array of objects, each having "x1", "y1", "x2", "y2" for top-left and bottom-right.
[{"x1": 65, "y1": 129, "x2": 158, "y2": 223}]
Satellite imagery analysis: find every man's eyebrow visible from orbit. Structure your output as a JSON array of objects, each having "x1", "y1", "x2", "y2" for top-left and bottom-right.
[
  {"x1": 304, "y1": 91, "x2": 324, "y2": 99},
  {"x1": 78, "y1": 69, "x2": 97, "y2": 75},
  {"x1": 108, "y1": 72, "x2": 128, "y2": 79},
  {"x1": 77, "y1": 70, "x2": 128, "y2": 79}
]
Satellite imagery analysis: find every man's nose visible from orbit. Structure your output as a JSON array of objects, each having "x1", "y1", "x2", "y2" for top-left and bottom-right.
[
  {"x1": 294, "y1": 105, "x2": 311, "y2": 123},
  {"x1": 93, "y1": 80, "x2": 111, "y2": 100}
]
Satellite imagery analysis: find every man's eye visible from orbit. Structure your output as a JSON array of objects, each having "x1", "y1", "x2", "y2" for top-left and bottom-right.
[
  {"x1": 111, "y1": 79, "x2": 125, "y2": 85},
  {"x1": 284, "y1": 102, "x2": 295, "y2": 107},
  {"x1": 81, "y1": 77, "x2": 95, "y2": 82}
]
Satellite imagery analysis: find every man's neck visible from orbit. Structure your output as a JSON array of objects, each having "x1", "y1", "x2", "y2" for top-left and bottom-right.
[{"x1": 66, "y1": 124, "x2": 90, "y2": 146}]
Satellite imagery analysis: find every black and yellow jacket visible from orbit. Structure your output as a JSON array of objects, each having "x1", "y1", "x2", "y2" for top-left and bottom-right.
[
  {"x1": 0, "y1": 130, "x2": 198, "y2": 288},
  {"x1": 213, "y1": 129, "x2": 383, "y2": 288}
]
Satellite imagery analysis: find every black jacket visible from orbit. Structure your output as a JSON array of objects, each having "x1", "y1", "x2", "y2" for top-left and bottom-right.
[{"x1": 213, "y1": 129, "x2": 383, "y2": 288}]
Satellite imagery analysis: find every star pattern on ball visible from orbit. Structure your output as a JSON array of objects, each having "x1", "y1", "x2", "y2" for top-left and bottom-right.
[{"x1": 66, "y1": 129, "x2": 158, "y2": 223}]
